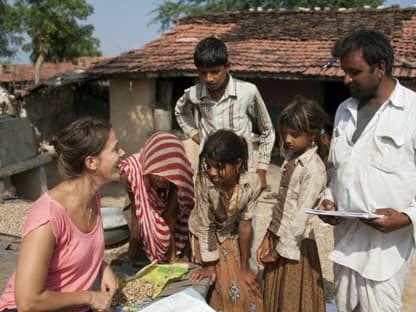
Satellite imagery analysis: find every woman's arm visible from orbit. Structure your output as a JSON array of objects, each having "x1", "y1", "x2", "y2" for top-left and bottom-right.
[
  {"x1": 15, "y1": 223, "x2": 112, "y2": 312},
  {"x1": 121, "y1": 172, "x2": 141, "y2": 262},
  {"x1": 99, "y1": 261, "x2": 119, "y2": 296},
  {"x1": 163, "y1": 186, "x2": 179, "y2": 262}
]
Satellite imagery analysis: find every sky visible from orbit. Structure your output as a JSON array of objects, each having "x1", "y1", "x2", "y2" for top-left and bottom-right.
[{"x1": 10, "y1": 0, "x2": 416, "y2": 64}]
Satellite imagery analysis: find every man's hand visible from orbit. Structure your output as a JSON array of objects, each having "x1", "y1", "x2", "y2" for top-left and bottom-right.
[
  {"x1": 256, "y1": 169, "x2": 267, "y2": 191},
  {"x1": 361, "y1": 208, "x2": 411, "y2": 233},
  {"x1": 319, "y1": 199, "x2": 341, "y2": 225},
  {"x1": 192, "y1": 133, "x2": 200, "y2": 145}
]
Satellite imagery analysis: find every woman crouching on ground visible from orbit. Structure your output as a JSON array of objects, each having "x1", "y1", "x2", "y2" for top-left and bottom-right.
[{"x1": 120, "y1": 131, "x2": 194, "y2": 264}]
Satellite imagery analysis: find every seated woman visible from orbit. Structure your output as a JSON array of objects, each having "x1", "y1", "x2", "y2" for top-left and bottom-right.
[
  {"x1": 0, "y1": 117, "x2": 124, "y2": 312},
  {"x1": 120, "y1": 131, "x2": 194, "y2": 263}
]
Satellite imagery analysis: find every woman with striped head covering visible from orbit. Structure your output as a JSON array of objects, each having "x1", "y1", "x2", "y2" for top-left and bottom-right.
[{"x1": 120, "y1": 131, "x2": 194, "y2": 263}]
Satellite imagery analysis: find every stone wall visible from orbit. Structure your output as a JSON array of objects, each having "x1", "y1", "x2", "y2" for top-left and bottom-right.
[{"x1": 24, "y1": 81, "x2": 109, "y2": 141}]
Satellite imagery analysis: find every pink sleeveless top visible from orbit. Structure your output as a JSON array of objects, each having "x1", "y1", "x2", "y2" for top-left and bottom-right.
[{"x1": 0, "y1": 192, "x2": 104, "y2": 312}]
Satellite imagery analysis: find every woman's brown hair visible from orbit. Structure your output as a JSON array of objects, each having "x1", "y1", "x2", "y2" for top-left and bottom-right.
[{"x1": 53, "y1": 117, "x2": 112, "y2": 179}]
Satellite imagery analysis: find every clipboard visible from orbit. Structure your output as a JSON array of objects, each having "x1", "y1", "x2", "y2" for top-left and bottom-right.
[{"x1": 304, "y1": 208, "x2": 383, "y2": 219}]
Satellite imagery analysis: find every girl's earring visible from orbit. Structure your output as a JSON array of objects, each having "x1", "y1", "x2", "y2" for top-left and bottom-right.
[
  {"x1": 312, "y1": 139, "x2": 316, "y2": 147},
  {"x1": 235, "y1": 165, "x2": 242, "y2": 176}
]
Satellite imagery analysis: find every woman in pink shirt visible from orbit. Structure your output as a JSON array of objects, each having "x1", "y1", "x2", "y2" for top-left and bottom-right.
[{"x1": 0, "y1": 117, "x2": 125, "y2": 312}]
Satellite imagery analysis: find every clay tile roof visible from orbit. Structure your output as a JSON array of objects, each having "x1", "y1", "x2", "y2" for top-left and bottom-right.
[
  {"x1": 0, "y1": 56, "x2": 107, "y2": 84},
  {"x1": 88, "y1": 7, "x2": 416, "y2": 80}
]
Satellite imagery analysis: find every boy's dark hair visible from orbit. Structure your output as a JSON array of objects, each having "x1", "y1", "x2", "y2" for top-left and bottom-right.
[
  {"x1": 199, "y1": 129, "x2": 248, "y2": 174},
  {"x1": 194, "y1": 36, "x2": 228, "y2": 68},
  {"x1": 278, "y1": 95, "x2": 331, "y2": 163},
  {"x1": 332, "y1": 29, "x2": 394, "y2": 76}
]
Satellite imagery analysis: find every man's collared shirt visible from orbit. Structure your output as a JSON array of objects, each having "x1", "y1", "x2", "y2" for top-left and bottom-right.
[
  {"x1": 326, "y1": 80, "x2": 416, "y2": 281},
  {"x1": 175, "y1": 75, "x2": 275, "y2": 170}
]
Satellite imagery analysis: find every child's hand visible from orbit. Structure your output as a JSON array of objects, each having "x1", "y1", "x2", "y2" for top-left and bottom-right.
[
  {"x1": 192, "y1": 133, "x2": 201, "y2": 145},
  {"x1": 241, "y1": 269, "x2": 262, "y2": 298},
  {"x1": 256, "y1": 234, "x2": 270, "y2": 265},
  {"x1": 319, "y1": 199, "x2": 341, "y2": 225},
  {"x1": 189, "y1": 265, "x2": 217, "y2": 285},
  {"x1": 260, "y1": 250, "x2": 279, "y2": 264}
]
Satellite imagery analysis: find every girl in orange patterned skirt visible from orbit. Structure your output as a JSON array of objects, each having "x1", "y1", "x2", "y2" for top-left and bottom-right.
[{"x1": 189, "y1": 129, "x2": 263, "y2": 312}]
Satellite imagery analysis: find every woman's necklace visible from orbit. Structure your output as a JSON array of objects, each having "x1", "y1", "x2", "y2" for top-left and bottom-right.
[
  {"x1": 87, "y1": 207, "x2": 93, "y2": 227},
  {"x1": 224, "y1": 184, "x2": 240, "y2": 217},
  {"x1": 86, "y1": 198, "x2": 96, "y2": 227}
]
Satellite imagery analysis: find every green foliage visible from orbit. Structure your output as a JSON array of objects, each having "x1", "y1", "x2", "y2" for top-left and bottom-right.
[
  {"x1": 13, "y1": 0, "x2": 101, "y2": 63},
  {"x1": 0, "y1": 0, "x2": 23, "y2": 58},
  {"x1": 151, "y1": 0, "x2": 385, "y2": 32}
]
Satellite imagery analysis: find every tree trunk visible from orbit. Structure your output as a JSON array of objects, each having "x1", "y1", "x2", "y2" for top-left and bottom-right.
[{"x1": 34, "y1": 52, "x2": 45, "y2": 84}]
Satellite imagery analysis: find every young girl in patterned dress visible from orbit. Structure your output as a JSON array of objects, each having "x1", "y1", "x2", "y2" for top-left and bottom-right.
[
  {"x1": 256, "y1": 97, "x2": 331, "y2": 312},
  {"x1": 189, "y1": 129, "x2": 263, "y2": 312}
]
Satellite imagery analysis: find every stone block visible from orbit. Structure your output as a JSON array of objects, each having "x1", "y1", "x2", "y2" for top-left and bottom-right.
[{"x1": 0, "y1": 118, "x2": 36, "y2": 168}]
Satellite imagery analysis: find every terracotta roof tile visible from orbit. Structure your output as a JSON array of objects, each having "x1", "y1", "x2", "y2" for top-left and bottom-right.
[
  {"x1": 0, "y1": 56, "x2": 107, "y2": 84},
  {"x1": 88, "y1": 7, "x2": 416, "y2": 79}
]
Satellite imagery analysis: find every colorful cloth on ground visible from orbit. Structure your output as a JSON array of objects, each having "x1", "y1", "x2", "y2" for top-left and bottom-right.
[
  {"x1": 262, "y1": 235, "x2": 325, "y2": 312},
  {"x1": 120, "y1": 131, "x2": 194, "y2": 262},
  {"x1": 191, "y1": 234, "x2": 263, "y2": 312}
]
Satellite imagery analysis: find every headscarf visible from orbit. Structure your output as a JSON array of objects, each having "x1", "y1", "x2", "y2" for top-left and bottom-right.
[{"x1": 120, "y1": 131, "x2": 194, "y2": 262}]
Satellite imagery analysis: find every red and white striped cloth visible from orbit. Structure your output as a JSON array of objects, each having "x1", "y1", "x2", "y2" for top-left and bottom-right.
[{"x1": 120, "y1": 131, "x2": 194, "y2": 262}]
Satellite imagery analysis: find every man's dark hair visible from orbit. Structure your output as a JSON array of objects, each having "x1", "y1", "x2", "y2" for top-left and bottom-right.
[
  {"x1": 332, "y1": 29, "x2": 394, "y2": 76},
  {"x1": 194, "y1": 36, "x2": 228, "y2": 68}
]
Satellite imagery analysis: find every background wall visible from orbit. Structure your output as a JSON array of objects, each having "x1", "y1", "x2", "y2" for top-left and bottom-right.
[{"x1": 109, "y1": 78, "x2": 154, "y2": 155}]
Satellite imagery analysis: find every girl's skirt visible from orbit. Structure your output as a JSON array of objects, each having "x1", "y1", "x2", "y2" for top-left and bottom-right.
[
  {"x1": 191, "y1": 234, "x2": 263, "y2": 312},
  {"x1": 262, "y1": 234, "x2": 325, "y2": 312}
]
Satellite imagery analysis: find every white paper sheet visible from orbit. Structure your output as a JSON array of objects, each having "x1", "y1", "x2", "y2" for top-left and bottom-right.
[
  {"x1": 140, "y1": 287, "x2": 215, "y2": 312},
  {"x1": 304, "y1": 208, "x2": 383, "y2": 219}
]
